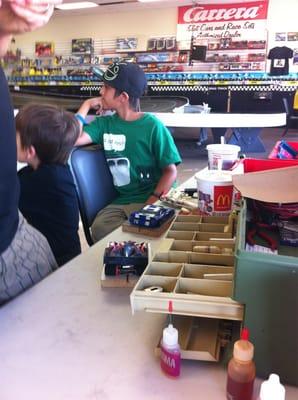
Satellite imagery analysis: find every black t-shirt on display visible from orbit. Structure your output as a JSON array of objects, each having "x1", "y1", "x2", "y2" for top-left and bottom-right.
[
  {"x1": 268, "y1": 46, "x2": 293, "y2": 75},
  {"x1": 191, "y1": 45, "x2": 207, "y2": 61}
]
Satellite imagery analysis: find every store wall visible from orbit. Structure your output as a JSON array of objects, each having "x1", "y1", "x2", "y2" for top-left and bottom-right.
[
  {"x1": 14, "y1": 8, "x2": 178, "y2": 51},
  {"x1": 12, "y1": 0, "x2": 298, "y2": 72},
  {"x1": 267, "y1": 0, "x2": 298, "y2": 59}
]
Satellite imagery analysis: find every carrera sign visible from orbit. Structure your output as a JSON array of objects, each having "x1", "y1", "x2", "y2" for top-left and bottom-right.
[
  {"x1": 177, "y1": 1, "x2": 268, "y2": 43},
  {"x1": 178, "y1": 1, "x2": 268, "y2": 24}
]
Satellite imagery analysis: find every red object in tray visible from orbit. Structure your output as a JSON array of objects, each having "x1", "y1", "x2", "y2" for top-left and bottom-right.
[{"x1": 241, "y1": 157, "x2": 298, "y2": 173}]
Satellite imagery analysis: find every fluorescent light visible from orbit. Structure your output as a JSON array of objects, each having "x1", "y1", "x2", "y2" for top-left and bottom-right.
[
  {"x1": 55, "y1": 2, "x2": 98, "y2": 10},
  {"x1": 138, "y1": 0, "x2": 162, "y2": 2}
]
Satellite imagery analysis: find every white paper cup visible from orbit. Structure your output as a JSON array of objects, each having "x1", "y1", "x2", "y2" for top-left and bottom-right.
[{"x1": 206, "y1": 144, "x2": 240, "y2": 170}]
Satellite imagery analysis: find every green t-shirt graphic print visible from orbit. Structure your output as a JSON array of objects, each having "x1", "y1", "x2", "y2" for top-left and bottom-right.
[{"x1": 84, "y1": 113, "x2": 181, "y2": 204}]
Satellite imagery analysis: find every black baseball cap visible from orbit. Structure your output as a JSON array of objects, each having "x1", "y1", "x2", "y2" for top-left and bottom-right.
[{"x1": 102, "y1": 62, "x2": 147, "y2": 98}]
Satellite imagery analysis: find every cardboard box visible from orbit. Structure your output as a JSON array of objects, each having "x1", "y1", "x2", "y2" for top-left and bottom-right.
[{"x1": 232, "y1": 159, "x2": 298, "y2": 203}]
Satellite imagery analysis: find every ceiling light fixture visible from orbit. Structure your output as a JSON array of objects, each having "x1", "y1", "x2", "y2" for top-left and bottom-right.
[
  {"x1": 138, "y1": 0, "x2": 162, "y2": 3},
  {"x1": 55, "y1": 2, "x2": 98, "y2": 10}
]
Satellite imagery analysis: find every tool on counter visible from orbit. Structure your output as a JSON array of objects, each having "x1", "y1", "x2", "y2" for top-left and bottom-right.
[
  {"x1": 161, "y1": 189, "x2": 198, "y2": 212},
  {"x1": 182, "y1": 188, "x2": 197, "y2": 197},
  {"x1": 162, "y1": 197, "x2": 197, "y2": 211}
]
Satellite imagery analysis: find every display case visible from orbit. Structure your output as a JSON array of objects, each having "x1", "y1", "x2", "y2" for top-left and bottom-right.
[{"x1": 200, "y1": 39, "x2": 267, "y2": 72}]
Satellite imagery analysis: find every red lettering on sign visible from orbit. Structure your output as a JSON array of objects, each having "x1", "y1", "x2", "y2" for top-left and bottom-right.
[{"x1": 178, "y1": 1, "x2": 268, "y2": 24}]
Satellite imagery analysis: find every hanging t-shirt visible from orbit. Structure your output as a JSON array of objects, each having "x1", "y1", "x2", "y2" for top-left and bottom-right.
[
  {"x1": 268, "y1": 46, "x2": 293, "y2": 75},
  {"x1": 191, "y1": 45, "x2": 207, "y2": 61},
  {"x1": 84, "y1": 113, "x2": 181, "y2": 204}
]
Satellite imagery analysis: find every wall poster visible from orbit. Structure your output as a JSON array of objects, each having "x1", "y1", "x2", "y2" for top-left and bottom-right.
[
  {"x1": 275, "y1": 32, "x2": 286, "y2": 42},
  {"x1": 287, "y1": 32, "x2": 298, "y2": 41},
  {"x1": 35, "y1": 42, "x2": 54, "y2": 57},
  {"x1": 71, "y1": 38, "x2": 93, "y2": 54},
  {"x1": 116, "y1": 38, "x2": 138, "y2": 51}
]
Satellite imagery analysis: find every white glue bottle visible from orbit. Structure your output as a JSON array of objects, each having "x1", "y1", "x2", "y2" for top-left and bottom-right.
[
  {"x1": 160, "y1": 323, "x2": 181, "y2": 378},
  {"x1": 259, "y1": 374, "x2": 285, "y2": 400}
]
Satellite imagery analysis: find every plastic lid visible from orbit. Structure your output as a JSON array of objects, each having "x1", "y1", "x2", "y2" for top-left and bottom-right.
[
  {"x1": 259, "y1": 374, "x2": 285, "y2": 400},
  {"x1": 195, "y1": 169, "x2": 232, "y2": 183},
  {"x1": 206, "y1": 144, "x2": 240, "y2": 154},
  {"x1": 163, "y1": 324, "x2": 178, "y2": 347}
]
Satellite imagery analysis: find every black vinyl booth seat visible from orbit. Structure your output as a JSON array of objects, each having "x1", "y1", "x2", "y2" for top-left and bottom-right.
[{"x1": 69, "y1": 144, "x2": 118, "y2": 246}]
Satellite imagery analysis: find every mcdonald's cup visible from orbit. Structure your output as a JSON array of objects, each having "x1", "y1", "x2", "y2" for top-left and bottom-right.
[{"x1": 195, "y1": 168, "x2": 235, "y2": 215}]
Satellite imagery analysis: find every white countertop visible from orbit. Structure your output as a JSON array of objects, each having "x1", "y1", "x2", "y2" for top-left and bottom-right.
[
  {"x1": 0, "y1": 226, "x2": 297, "y2": 400},
  {"x1": 152, "y1": 112, "x2": 286, "y2": 128}
]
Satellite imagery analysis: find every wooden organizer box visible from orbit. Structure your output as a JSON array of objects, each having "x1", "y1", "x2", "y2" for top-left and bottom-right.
[{"x1": 130, "y1": 212, "x2": 243, "y2": 362}]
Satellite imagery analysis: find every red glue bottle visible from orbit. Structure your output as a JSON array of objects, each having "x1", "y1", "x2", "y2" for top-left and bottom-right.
[
  {"x1": 160, "y1": 323, "x2": 181, "y2": 378},
  {"x1": 226, "y1": 327, "x2": 256, "y2": 400}
]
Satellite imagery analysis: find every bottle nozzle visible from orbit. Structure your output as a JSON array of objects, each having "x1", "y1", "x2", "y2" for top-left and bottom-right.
[{"x1": 241, "y1": 327, "x2": 249, "y2": 341}]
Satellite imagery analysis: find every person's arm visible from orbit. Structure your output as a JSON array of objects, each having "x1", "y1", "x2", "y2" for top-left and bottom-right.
[
  {"x1": 74, "y1": 132, "x2": 92, "y2": 147},
  {"x1": 145, "y1": 164, "x2": 177, "y2": 205},
  {"x1": 75, "y1": 97, "x2": 103, "y2": 146},
  {"x1": 76, "y1": 97, "x2": 103, "y2": 119}
]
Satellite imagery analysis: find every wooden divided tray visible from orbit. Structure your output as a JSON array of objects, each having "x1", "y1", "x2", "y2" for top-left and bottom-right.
[
  {"x1": 130, "y1": 213, "x2": 243, "y2": 320},
  {"x1": 130, "y1": 261, "x2": 243, "y2": 320}
]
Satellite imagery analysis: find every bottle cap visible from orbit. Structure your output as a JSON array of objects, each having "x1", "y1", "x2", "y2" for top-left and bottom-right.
[
  {"x1": 233, "y1": 339, "x2": 254, "y2": 361},
  {"x1": 259, "y1": 374, "x2": 285, "y2": 400},
  {"x1": 233, "y1": 328, "x2": 254, "y2": 362},
  {"x1": 163, "y1": 324, "x2": 178, "y2": 348}
]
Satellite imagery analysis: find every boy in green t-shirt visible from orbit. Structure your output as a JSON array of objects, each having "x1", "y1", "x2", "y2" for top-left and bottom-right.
[{"x1": 75, "y1": 62, "x2": 181, "y2": 242}]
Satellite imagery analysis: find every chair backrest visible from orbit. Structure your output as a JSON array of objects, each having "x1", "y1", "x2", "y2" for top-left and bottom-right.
[{"x1": 69, "y1": 144, "x2": 118, "y2": 246}]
